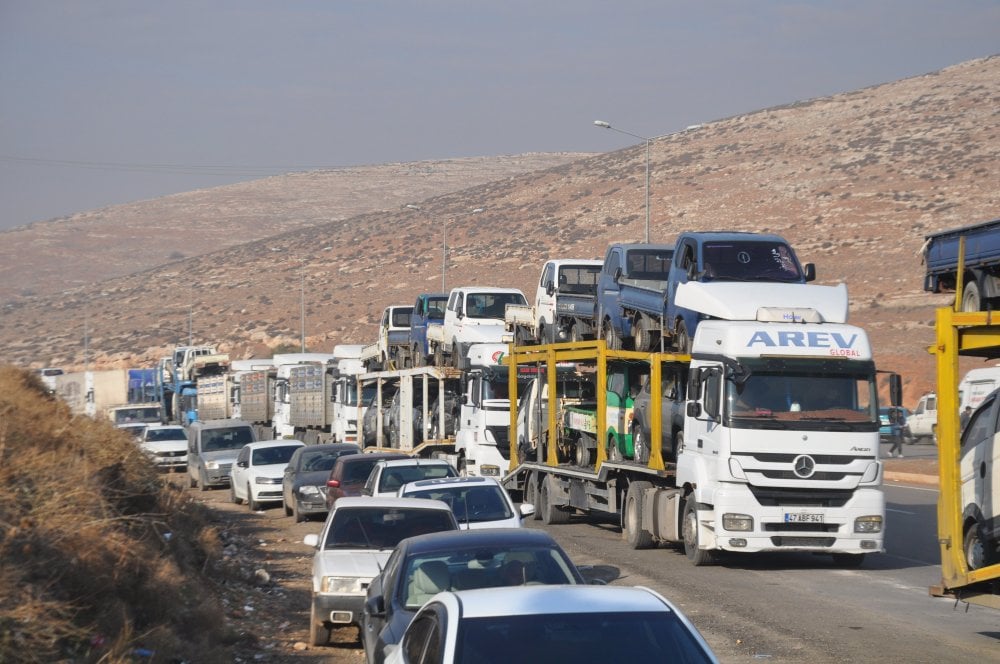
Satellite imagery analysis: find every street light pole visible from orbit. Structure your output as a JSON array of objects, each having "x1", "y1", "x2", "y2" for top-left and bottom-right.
[{"x1": 594, "y1": 120, "x2": 651, "y2": 243}]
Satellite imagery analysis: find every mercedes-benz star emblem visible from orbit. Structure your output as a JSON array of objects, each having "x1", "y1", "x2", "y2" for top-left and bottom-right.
[
  {"x1": 737, "y1": 251, "x2": 751, "y2": 264},
  {"x1": 792, "y1": 454, "x2": 816, "y2": 478}
]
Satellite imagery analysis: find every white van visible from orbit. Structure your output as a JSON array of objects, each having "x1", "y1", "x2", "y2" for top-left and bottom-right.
[
  {"x1": 908, "y1": 392, "x2": 937, "y2": 442},
  {"x1": 959, "y1": 388, "x2": 1000, "y2": 569},
  {"x1": 959, "y1": 366, "x2": 1000, "y2": 412}
]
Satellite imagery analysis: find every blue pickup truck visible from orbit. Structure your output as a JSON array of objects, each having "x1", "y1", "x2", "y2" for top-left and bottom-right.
[
  {"x1": 923, "y1": 218, "x2": 1000, "y2": 311},
  {"x1": 404, "y1": 293, "x2": 449, "y2": 367},
  {"x1": 596, "y1": 232, "x2": 814, "y2": 352}
]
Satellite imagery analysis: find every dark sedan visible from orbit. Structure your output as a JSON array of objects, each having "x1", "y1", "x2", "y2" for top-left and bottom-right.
[
  {"x1": 281, "y1": 443, "x2": 361, "y2": 522},
  {"x1": 361, "y1": 528, "x2": 584, "y2": 664},
  {"x1": 324, "y1": 452, "x2": 409, "y2": 510}
]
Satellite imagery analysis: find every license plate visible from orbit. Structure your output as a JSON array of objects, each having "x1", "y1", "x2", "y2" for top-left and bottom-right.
[{"x1": 784, "y1": 512, "x2": 824, "y2": 523}]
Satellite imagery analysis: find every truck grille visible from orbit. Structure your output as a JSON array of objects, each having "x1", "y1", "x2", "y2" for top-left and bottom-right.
[
  {"x1": 748, "y1": 487, "x2": 853, "y2": 508},
  {"x1": 769, "y1": 536, "x2": 836, "y2": 548}
]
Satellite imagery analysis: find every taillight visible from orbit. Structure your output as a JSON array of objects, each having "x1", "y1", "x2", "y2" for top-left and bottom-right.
[{"x1": 327, "y1": 479, "x2": 341, "y2": 488}]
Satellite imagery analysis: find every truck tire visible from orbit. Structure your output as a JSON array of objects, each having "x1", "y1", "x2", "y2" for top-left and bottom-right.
[
  {"x1": 413, "y1": 344, "x2": 425, "y2": 367},
  {"x1": 540, "y1": 321, "x2": 557, "y2": 345},
  {"x1": 523, "y1": 473, "x2": 542, "y2": 520},
  {"x1": 623, "y1": 481, "x2": 655, "y2": 549},
  {"x1": 674, "y1": 321, "x2": 691, "y2": 354},
  {"x1": 964, "y1": 521, "x2": 991, "y2": 570},
  {"x1": 603, "y1": 319, "x2": 623, "y2": 351},
  {"x1": 962, "y1": 280, "x2": 982, "y2": 312},
  {"x1": 539, "y1": 477, "x2": 570, "y2": 525},
  {"x1": 451, "y1": 342, "x2": 462, "y2": 369},
  {"x1": 682, "y1": 497, "x2": 716, "y2": 566},
  {"x1": 310, "y1": 602, "x2": 328, "y2": 647},
  {"x1": 634, "y1": 317, "x2": 656, "y2": 352},
  {"x1": 569, "y1": 323, "x2": 585, "y2": 343},
  {"x1": 575, "y1": 443, "x2": 591, "y2": 467},
  {"x1": 434, "y1": 343, "x2": 444, "y2": 367}
]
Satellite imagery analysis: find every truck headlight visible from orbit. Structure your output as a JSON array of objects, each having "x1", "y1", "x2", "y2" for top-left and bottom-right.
[
  {"x1": 321, "y1": 576, "x2": 365, "y2": 594},
  {"x1": 722, "y1": 513, "x2": 753, "y2": 531},
  {"x1": 854, "y1": 515, "x2": 883, "y2": 533}
]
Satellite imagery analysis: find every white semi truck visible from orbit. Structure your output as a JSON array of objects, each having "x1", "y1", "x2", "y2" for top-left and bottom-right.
[{"x1": 504, "y1": 281, "x2": 898, "y2": 567}]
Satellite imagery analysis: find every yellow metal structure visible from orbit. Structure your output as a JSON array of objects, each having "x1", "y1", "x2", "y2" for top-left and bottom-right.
[
  {"x1": 930, "y1": 303, "x2": 1000, "y2": 608},
  {"x1": 504, "y1": 339, "x2": 689, "y2": 473}
]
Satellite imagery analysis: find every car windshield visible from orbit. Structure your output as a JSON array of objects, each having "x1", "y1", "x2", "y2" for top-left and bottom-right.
[
  {"x1": 455, "y1": 610, "x2": 714, "y2": 663},
  {"x1": 378, "y1": 465, "x2": 457, "y2": 493},
  {"x1": 252, "y1": 445, "x2": 300, "y2": 465},
  {"x1": 302, "y1": 449, "x2": 355, "y2": 472},
  {"x1": 404, "y1": 485, "x2": 513, "y2": 523},
  {"x1": 145, "y1": 428, "x2": 186, "y2": 442},
  {"x1": 324, "y1": 507, "x2": 455, "y2": 550},
  {"x1": 401, "y1": 546, "x2": 578, "y2": 609},
  {"x1": 202, "y1": 427, "x2": 255, "y2": 452}
]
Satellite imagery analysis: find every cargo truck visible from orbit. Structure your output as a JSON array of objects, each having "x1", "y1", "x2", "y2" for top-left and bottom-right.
[
  {"x1": 360, "y1": 305, "x2": 414, "y2": 371},
  {"x1": 271, "y1": 353, "x2": 336, "y2": 439},
  {"x1": 923, "y1": 217, "x2": 1000, "y2": 311},
  {"x1": 55, "y1": 369, "x2": 129, "y2": 418},
  {"x1": 504, "y1": 280, "x2": 897, "y2": 567},
  {"x1": 427, "y1": 287, "x2": 527, "y2": 368}
]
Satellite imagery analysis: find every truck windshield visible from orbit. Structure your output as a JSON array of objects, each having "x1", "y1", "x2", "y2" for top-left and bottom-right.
[
  {"x1": 465, "y1": 292, "x2": 527, "y2": 319},
  {"x1": 702, "y1": 241, "x2": 802, "y2": 282},
  {"x1": 559, "y1": 266, "x2": 601, "y2": 295},
  {"x1": 726, "y1": 362, "x2": 878, "y2": 429},
  {"x1": 426, "y1": 297, "x2": 448, "y2": 318},
  {"x1": 626, "y1": 250, "x2": 671, "y2": 280}
]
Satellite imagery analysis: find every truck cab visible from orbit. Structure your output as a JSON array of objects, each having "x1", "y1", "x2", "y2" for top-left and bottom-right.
[
  {"x1": 431, "y1": 287, "x2": 527, "y2": 369},
  {"x1": 408, "y1": 293, "x2": 448, "y2": 367},
  {"x1": 533, "y1": 259, "x2": 603, "y2": 343},
  {"x1": 377, "y1": 305, "x2": 414, "y2": 370}
]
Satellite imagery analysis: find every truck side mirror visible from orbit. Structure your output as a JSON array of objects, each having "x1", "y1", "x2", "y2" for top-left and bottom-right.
[
  {"x1": 686, "y1": 402, "x2": 702, "y2": 418},
  {"x1": 803, "y1": 263, "x2": 816, "y2": 282},
  {"x1": 889, "y1": 373, "x2": 902, "y2": 407},
  {"x1": 546, "y1": 282, "x2": 555, "y2": 296},
  {"x1": 613, "y1": 267, "x2": 622, "y2": 283}
]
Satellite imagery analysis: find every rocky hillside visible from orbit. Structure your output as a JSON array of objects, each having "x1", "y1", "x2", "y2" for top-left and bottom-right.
[{"x1": 2, "y1": 56, "x2": 999, "y2": 405}]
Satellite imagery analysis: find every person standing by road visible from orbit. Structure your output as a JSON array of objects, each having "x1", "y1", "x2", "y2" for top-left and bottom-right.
[{"x1": 888, "y1": 407, "x2": 905, "y2": 458}]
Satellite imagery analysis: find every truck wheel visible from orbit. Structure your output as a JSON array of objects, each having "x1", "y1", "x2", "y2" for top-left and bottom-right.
[
  {"x1": 310, "y1": 602, "x2": 328, "y2": 647},
  {"x1": 634, "y1": 317, "x2": 656, "y2": 352},
  {"x1": 623, "y1": 481, "x2": 655, "y2": 549},
  {"x1": 230, "y1": 483, "x2": 242, "y2": 505},
  {"x1": 541, "y1": 321, "x2": 557, "y2": 345},
  {"x1": 631, "y1": 424, "x2": 649, "y2": 464},
  {"x1": 674, "y1": 321, "x2": 691, "y2": 354},
  {"x1": 831, "y1": 553, "x2": 866, "y2": 568},
  {"x1": 451, "y1": 343, "x2": 462, "y2": 369},
  {"x1": 682, "y1": 497, "x2": 716, "y2": 566},
  {"x1": 603, "y1": 319, "x2": 622, "y2": 351},
  {"x1": 434, "y1": 344, "x2": 444, "y2": 367},
  {"x1": 539, "y1": 477, "x2": 569, "y2": 525},
  {"x1": 575, "y1": 443, "x2": 591, "y2": 467},
  {"x1": 607, "y1": 434, "x2": 623, "y2": 462},
  {"x1": 962, "y1": 281, "x2": 982, "y2": 312},
  {"x1": 523, "y1": 473, "x2": 541, "y2": 520},
  {"x1": 569, "y1": 324, "x2": 585, "y2": 343},
  {"x1": 964, "y1": 521, "x2": 990, "y2": 570}
]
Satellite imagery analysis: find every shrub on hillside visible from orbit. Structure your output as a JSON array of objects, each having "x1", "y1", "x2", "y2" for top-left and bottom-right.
[{"x1": 0, "y1": 366, "x2": 233, "y2": 662}]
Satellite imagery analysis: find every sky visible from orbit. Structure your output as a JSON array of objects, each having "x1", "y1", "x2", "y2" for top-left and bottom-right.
[{"x1": 0, "y1": 1, "x2": 997, "y2": 231}]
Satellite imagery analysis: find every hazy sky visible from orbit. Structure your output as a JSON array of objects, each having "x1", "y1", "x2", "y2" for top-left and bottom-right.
[{"x1": 0, "y1": 1, "x2": 996, "y2": 231}]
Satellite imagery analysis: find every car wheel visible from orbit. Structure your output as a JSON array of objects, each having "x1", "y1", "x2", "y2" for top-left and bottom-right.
[
  {"x1": 199, "y1": 469, "x2": 210, "y2": 492},
  {"x1": 310, "y1": 601, "x2": 328, "y2": 647},
  {"x1": 413, "y1": 344, "x2": 425, "y2": 368},
  {"x1": 682, "y1": 496, "x2": 716, "y2": 566},
  {"x1": 569, "y1": 323, "x2": 585, "y2": 343},
  {"x1": 283, "y1": 494, "x2": 292, "y2": 517},
  {"x1": 248, "y1": 484, "x2": 260, "y2": 512},
  {"x1": 631, "y1": 424, "x2": 649, "y2": 464},
  {"x1": 230, "y1": 483, "x2": 242, "y2": 505},
  {"x1": 189, "y1": 472, "x2": 197, "y2": 489},
  {"x1": 293, "y1": 499, "x2": 305, "y2": 523},
  {"x1": 623, "y1": 481, "x2": 655, "y2": 549},
  {"x1": 539, "y1": 476, "x2": 569, "y2": 525},
  {"x1": 634, "y1": 317, "x2": 656, "y2": 352},
  {"x1": 608, "y1": 434, "x2": 623, "y2": 463},
  {"x1": 434, "y1": 343, "x2": 444, "y2": 367},
  {"x1": 962, "y1": 280, "x2": 982, "y2": 312}
]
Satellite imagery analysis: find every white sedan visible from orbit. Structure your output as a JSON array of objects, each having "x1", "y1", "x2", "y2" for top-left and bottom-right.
[
  {"x1": 230, "y1": 440, "x2": 305, "y2": 511},
  {"x1": 386, "y1": 585, "x2": 719, "y2": 663},
  {"x1": 397, "y1": 476, "x2": 534, "y2": 529}
]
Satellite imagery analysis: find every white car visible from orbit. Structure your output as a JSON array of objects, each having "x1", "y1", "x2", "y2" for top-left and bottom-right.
[
  {"x1": 303, "y1": 496, "x2": 458, "y2": 647},
  {"x1": 230, "y1": 440, "x2": 305, "y2": 511},
  {"x1": 397, "y1": 476, "x2": 534, "y2": 529},
  {"x1": 139, "y1": 424, "x2": 188, "y2": 471},
  {"x1": 386, "y1": 585, "x2": 720, "y2": 663},
  {"x1": 361, "y1": 458, "x2": 458, "y2": 498}
]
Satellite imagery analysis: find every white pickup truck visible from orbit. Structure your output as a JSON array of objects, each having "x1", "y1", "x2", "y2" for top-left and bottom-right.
[
  {"x1": 505, "y1": 259, "x2": 603, "y2": 344},
  {"x1": 427, "y1": 286, "x2": 527, "y2": 369}
]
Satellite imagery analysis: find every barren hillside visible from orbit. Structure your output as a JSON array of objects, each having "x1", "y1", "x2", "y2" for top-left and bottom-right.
[{"x1": 2, "y1": 56, "x2": 998, "y2": 405}]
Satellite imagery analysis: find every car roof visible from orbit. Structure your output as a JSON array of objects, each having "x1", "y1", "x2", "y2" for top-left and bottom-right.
[
  {"x1": 377, "y1": 458, "x2": 453, "y2": 469},
  {"x1": 397, "y1": 527, "x2": 557, "y2": 554},
  {"x1": 331, "y1": 496, "x2": 453, "y2": 511},
  {"x1": 445, "y1": 585, "x2": 673, "y2": 619},
  {"x1": 338, "y1": 452, "x2": 409, "y2": 465},
  {"x1": 401, "y1": 476, "x2": 498, "y2": 491},
  {"x1": 243, "y1": 440, "x2": 305, "y2": 450},
  {"x1": 145, "y1": 424, "x2": 184, "y2": 431}
]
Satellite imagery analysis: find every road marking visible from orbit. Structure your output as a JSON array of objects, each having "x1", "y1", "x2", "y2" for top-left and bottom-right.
[{"x1": 887, "y1": 507, "x2": 916, "y2": 515}]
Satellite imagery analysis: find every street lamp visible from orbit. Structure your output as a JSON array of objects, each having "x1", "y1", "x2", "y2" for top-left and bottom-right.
[
  {"x1": 594, "y1": 120, "x2": 651, "y2": 243},
  {"x1": 406, "y1": 204, "x2": 484, "y2": 291}
]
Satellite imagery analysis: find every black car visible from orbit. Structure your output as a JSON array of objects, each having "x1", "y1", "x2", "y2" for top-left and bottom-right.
[
  {"x1": 361, "y1": 529, "x2": 584, "y2": 664},
  {"x1": 281, "y1": 443, "x2": 360, "y2": 522}
]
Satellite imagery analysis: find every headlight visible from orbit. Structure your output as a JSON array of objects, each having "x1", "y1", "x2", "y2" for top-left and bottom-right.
[
  {"x1": 321, "y1": 576, "x2": 365, "y2": 594},
  {"x1": 854, "y1": 515, "x2": 883, "y2": 533},
  {"x1": 299, "y1": 485, "x2": 321, "y2": 497},
  {"x1": 255, "y1": 476, "x2": 282, "y2": 485},
  {"x1": 206, "y1": 461, "x2": 220, "y2": 470},
  {"x1": 722, "y1": 513, "x2": 753, "y2": 531}
]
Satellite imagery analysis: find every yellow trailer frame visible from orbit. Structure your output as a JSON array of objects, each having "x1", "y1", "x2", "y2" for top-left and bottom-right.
[
  {"x1": 503, "y1": 339, "x2": 689, "y2": 473},
  {"x1": 929, "y1": 242, "x2": 1000, "y2": 608}
]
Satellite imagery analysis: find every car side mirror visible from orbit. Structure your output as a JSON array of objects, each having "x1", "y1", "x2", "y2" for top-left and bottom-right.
[
  {"x1": 327, "y1": 479, "x2": 341, "y2": 488},
  {"x1": 303, "y1": 533, "x2": 319, "y2": 548},
  {"x1": 519, "y1": 503, "x2": 536, "y2": 518},
  {"x1": 236, "y1": 461, "x2": 247, "y2": 468},
  {"x1": 365, "y1": 594, "x2": 386, "y2": 619}
]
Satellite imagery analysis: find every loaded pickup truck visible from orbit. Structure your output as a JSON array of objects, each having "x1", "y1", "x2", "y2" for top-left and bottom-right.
[
  {"x1": 923, "y1": 218, "x2": 1000, "y2": 311},
  {"x1": 403, "y1": 292, "x2": 449, "y2": 368},
  {"x1": 596, "y1": 232, "x2": 815, "y2": 353},
  {"x1": 427, "y1": 286, "x2": 527, "y2": 369},
  {"x1": 505, "y1": 259, "x2": 603, "y2": 344}
]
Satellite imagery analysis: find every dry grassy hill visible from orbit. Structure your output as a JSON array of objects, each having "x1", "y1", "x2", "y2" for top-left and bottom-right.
[{"x1": 2, "y1": 56, "x2": 998, "y2": 405}]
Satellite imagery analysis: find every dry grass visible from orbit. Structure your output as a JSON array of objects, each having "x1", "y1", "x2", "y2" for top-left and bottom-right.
[{"x1": 0, "y1": 366, "x2": 234, "y2": 662}]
